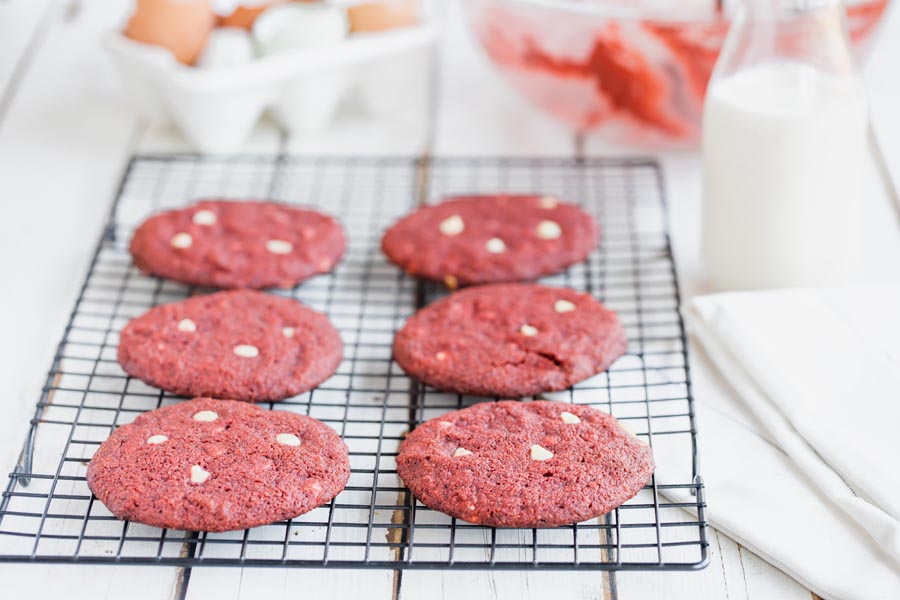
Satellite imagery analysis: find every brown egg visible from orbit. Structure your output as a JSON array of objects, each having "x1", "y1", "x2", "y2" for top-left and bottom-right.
[
  {"x1": 124, "y1": 0, "x2": 216, "y2": 65},
  {"x1": 348, "y1": 0, "x2": 419, "y2": 33}
]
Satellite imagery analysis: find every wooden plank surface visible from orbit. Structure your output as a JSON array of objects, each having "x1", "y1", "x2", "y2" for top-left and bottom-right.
[
  {"x1": 0, "y1": 0, "x2": 140, "y2": 469},
  {"x1": 0, "y1": 0, "x2": 182, "y2": 595},
  {"x1": 0, "y1": 0, "x2": 54, "y2": 124},
  {"x1": 3, "y1": 0, "x2": 899, "y2": 597}
]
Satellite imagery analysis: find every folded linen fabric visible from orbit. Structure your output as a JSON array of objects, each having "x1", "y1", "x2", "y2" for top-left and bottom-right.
[{"x1": 654, "y1": 286, "x2": 900, "y2": 599}]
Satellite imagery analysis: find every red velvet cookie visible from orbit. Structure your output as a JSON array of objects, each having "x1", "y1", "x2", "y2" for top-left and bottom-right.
[
  {"x1": 397, "y1": 400, "x2": 654, "y2": 527},
  {"x1": 87, "y1": 398, "x2": 350, "y2": 532},
  {"x1": 380, "y1": 195, "x2": 598, "y2": 287},
  {"x1": 393, "y1": 284, "x2": 627, "y2": 397},
  {"x1": 118, "y1": 290, "x2": 342, "y2": 402},
  {"x1": 130, "y1": 200, "x2": 345, "y2": 289}
]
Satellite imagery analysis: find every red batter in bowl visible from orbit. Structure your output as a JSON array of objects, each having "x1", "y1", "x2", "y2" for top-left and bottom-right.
[{"x1": 463, "y1": 0, "x2": 889, "y2": 147}]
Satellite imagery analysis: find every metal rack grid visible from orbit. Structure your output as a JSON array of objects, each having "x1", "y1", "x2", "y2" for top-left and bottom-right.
[{"x1": 0, "y1": 155, "x2": 707, "y2": 570}]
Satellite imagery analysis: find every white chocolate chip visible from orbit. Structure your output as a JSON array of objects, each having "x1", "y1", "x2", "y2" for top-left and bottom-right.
[
  {"x1": 266, "y1": 239, "x2": 293, "y2": 255},
  {"x1": 193, "y1": 410, "x2": 218, "y2": 422},
  {"x1": 177, "y1": 318, "x2": 197, "y2": 332},
  {"x1": 539, "y1": 196, "x2": 559, "y2": 209},
  {"x1": 233, "y1": 344, "x2": 259, "y2": 358},
  {"x1": 520, "y1": 324, "x2": 538, "y2": 337},
  {"x1": 192, "y1": 209, "x2": 217, "y2": 225},
  {"x1": 444, "y1": 275, "x2": 459, "y2": 290},
  {"x1": 170, "y1": 232, "x2": 193, "y2": 249},
  {"x1": 560, "y1": 411, "x2": 581, "y2": 424},
  {"x1": 190, "y1": 464, "x2": 210, "y2": 484},
  {"x1": 282, "y1": 327, "x2": 295, "y2": 338},
  {"x1": 276, "y1": 433, "x2": 302, "y2": 447},
  {"x1": 438, "y1": 215, "x2": 465, "y2": 236},
  {"x1": 437, "y1": 421, "x2": 452, "y2": 428},
  {"x1": 453, "y1": 448, "x2": 473, "y2": 457},
  {"x1": 435, "y1": 351, "x2": 447, "y2": 361},
  {"x1": 147, "y1": 434, "x2": 168, "y2": 444},
  {"x1": 536, "y1": 220, "x2": 562, "y2": 240},
  {"x1": 485, "y1": 237, "x2": 506, "y2": 254},
  {"x1": 530, "y1": 444, "x2": 554, "y2": 461},
  {"x1": 554, "y1": 300, "x2": 576, "y2": 314},
  {"x1": 620, "y1": 422, "x2": 645, "y2": 443}
]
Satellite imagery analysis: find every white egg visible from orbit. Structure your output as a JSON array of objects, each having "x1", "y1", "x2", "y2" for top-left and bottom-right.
[
  {"x1": 196, "y1": 27, "x2": 254, "y2": 69},
  {"x1": 251, "y1": 3, "x2": 349, "y2": 56}
]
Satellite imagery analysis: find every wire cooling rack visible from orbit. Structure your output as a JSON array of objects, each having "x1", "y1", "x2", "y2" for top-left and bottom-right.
[{"x1": 0, "y1": 155, "x2": 707, "y2": 570}]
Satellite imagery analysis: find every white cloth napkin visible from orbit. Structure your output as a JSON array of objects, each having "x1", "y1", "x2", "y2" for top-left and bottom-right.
[{"x1": 656, "y1": 286, "x2": 900, "y2": 599}]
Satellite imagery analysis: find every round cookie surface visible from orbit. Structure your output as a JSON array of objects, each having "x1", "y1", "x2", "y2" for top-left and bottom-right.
[
  {"x1": 130, "y1": 199, "x2": 346, "y2": 289},
  {"x1": 87, "y1": 398, "x2": 350, "y2": 532},
  {"x1": 381, "y1": 195, "x2": 598, "y2": 287},
  {"x1": 393, "y1": 284, "x2": 627, "y2": 398},
  {"x1": 118, "y1": 290, "x2": 342, "y2": 401},
  {"x1": 397, "y1": 400, "x2": 654, "y2": 527}
]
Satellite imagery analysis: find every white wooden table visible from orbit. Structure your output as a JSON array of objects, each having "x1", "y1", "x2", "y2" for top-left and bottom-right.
[{"x1": 1, "y1": 1, "x2": 898, "y2": 598}]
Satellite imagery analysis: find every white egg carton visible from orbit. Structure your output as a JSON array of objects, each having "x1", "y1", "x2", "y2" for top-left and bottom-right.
[{"x1": 104, "y1": 16, "x2": 437, "y2": 152}]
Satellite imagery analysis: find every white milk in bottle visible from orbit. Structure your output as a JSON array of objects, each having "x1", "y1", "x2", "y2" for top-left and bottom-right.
[{"x1": 702, "y1": 0, "x2": 868, "y2": 291}]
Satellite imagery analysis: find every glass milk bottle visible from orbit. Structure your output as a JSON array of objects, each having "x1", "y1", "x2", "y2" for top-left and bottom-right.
[{"x1": 702, "y1": 0, "x2": 868, "y2": 291}]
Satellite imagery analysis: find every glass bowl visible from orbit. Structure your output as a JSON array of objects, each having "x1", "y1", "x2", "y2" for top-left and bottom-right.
[{"x1": 461, "y1": 0, "x2": 890, "y2": 147}]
